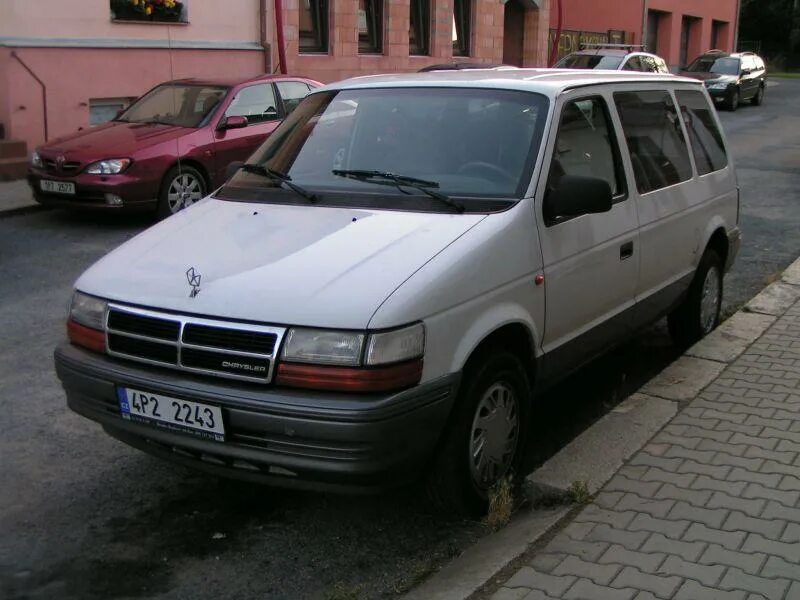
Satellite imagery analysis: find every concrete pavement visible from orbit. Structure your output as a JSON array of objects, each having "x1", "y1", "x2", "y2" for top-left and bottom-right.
[
  {"x1": 483, "y1": 260, "x2": 800, "y2": 600},
  {"x1": 0, "y1": 179, "x2": 38, "y2": 217}
]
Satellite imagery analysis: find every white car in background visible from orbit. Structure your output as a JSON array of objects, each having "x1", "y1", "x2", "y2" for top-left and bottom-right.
[{"x1": 556, "y1": 44, "x2": 670, "y2": 73}]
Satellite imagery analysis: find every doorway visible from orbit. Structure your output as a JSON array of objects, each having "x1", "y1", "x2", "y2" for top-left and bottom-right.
[{"x1": 503, "y1": 0, "x2": 525, "y2": 67}]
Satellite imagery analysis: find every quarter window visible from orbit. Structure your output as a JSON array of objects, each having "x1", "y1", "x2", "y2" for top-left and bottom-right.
[
  {"x1": 358, "y1": 0, "x2": 383, "y2": 54},
  {"x1": 409, "y1": 0, "x2": 430, "y2": 55},
  {"x1": 277, "y1": 81, "x2": 312, "y2": 115},
  {"x1": 300, "y1": 0, "x2": 328, "y2": 53},
  {"x1": 675, "y1": 90, "x2": 728, "y2": 175},
  {"x1": 453, "y1": 0, "x2": 471, "y2": 57},
  {"x1": 225, "y1": 84, "x2": 278, "y2": 124},
  {"x1": 545, "y1": 96, "x2": 625, "y2": 224},
  {"x1": 623, "y1": 56, "x2": 644, "y2": 71},
  {"x1": 614, "y1": 90, "x2": 693, "y2": 194}
]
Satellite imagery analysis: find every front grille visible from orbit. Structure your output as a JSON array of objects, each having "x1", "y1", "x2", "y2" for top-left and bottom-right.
[
  {"x1": 105, "y1": 305, "x2": 285, "y2": 383},
  {"x1": 43, "y1": 159, "x2": 81, "y2": 174}
]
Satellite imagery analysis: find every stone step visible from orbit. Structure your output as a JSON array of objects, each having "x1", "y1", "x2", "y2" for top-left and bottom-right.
[
  {"x1": 0, "y1": 139, "x2": 27, "y2": 160},
  {"x1": 0, "y1": 157, "x2": 28, "y2": 181}
]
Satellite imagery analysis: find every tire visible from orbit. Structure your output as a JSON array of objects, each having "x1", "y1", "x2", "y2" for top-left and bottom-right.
[
  {"x1": 157, "y1": 165, "x2": 207, "y2": 220},
  {"x1": 426, "y1": 350, "x2": 531, "y2": 516},
  {"x1": 751, "y1": 85, "x2": 764, "y2": 106},
  {"x1": 668, "y1": 249, "x2": 723, "y2": 348},
  {"x1": 726, "y1": 89, "x2": 740, "y2": 112}
]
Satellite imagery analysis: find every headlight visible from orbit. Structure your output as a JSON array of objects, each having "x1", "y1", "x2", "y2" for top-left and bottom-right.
[
  {"x1": 85, "y1": 158, "x2": 131, "y2": 174},
  {"x1": 30, "y1": 151, "x2": 43, "y2": 168},
  {"x1": 707, "y1": 82, "x2": 730, "y2": 90},
  {"x1": 282, "y1": 328, "x2": 365, "y2": 366},
  {"x1": 69, "y1": 291, "x2": 107, "y2": 330},
  {"x1": 365, "y1": 323, "x2": 425, "y2": 365}
]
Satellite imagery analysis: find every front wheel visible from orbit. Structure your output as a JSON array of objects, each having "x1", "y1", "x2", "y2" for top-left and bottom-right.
[
  {"x1": 157, "y1": 166, "x2": 207, "y2": 220},
  {"x1": 426, "y1": 351, "x2": 530, "y2": 516},
  {"x1": 751, "y1": 85, "x2": 764, "y2": 106},
  {"x1": 726, "y1": 89, "x2": 740, "y2": 111},
  {"x1": 668, "y1": 249, "x2": 723, "y2": 348}
]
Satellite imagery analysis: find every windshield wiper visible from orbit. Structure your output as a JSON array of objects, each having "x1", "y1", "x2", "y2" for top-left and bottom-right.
[
  {"x1": 240, "y1": 164, "x2": 317, "y2": 202},
  {"x1": 332, "y1": 169, "x2": 464, "y2": 213}
]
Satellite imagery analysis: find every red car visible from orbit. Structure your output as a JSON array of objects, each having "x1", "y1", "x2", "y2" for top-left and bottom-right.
[{"x1": 28, "y1": 74, "x2": 321, "y2": 218}]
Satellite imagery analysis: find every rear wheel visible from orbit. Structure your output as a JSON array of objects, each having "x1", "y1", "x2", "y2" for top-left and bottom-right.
[
  {"x1": 668, "y1": 249, "x2": 723, "y2": 348},
  {"x1": 157, "y1": 166, "x2": 206, "y2": 220},
  {"x1": 751, "y1": 85, "x2": 764, "y2": 106},
  {"x1": 426, "y1": 350, "x2": 530, "y2": 516}
]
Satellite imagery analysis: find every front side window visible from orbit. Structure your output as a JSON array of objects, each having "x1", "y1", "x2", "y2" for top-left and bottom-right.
[
  {"x1": 614, "y1": 90, "x2": 693, "y2": 194},
  {"x1": 224, "y1": 84, "x2": 278, "y2": 124},
  {"x1": 453, "y1": 0, "x2": 472, "y2": 57},
  {"x1": 277, "y1": 81, "x2": 312, "y2": 115},
  {"x1": 222, "y1": 87, "x2": 550, "y2": 210},
  {"x1": 675, "y1": 90, "x2": 728, "y2": 176},
  {"x1": 545, "y1": 96, "x2": 624, "y2": 224},
  {"x1": 300, "y1": 0, "x2": 328, "y2": 53},
  {"x1": 358, "y1": 0, "x2": 383, "y2": 54},
  {"x1": 409, "y1": 0, "x2": 430, "y2": 55},
  {"x1": 686, "y1": 56, "x2": 740, "y2": 75},
  {"x1": 117, "y1": 84, "x2": 227, "y2": 128}
]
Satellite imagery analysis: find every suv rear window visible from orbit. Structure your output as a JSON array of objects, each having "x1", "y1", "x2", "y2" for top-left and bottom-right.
[
  {"x1": 614, "y1": 90, "x2": 693, "y2": 194},
  {"x1": 675, "y1": 90, "x2": 728, "y2": 175}
]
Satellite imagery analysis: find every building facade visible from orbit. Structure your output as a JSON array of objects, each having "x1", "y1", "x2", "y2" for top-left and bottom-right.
[
  {"x1": 0, "y1": 0, "x2": 550, "y2": 153},
  {"x1": 549, "y1": 0, "x2": 739, "y2": 69}
]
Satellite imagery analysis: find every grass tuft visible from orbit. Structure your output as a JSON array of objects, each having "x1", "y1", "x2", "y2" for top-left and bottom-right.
[
  {"x1": 568, "y1": 480, "x2": 590, "y2": 504},
  {"x1": 485, "y1": 475, "x2": 515, "y2": 530},
  {"x1": 324, "y1": 582, "x2": 365, "y2": 600}
]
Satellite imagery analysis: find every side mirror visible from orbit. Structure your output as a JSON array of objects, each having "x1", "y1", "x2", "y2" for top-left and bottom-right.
[
  {"x1": 547, "y1": 175, "x2": 613, "y2": 221},
  {"x1": 224, "y1": 161, "x2": 245, "y2": 182},
  {"x1": 218, "y1": 115, "x2": 248, "y2": 130}
]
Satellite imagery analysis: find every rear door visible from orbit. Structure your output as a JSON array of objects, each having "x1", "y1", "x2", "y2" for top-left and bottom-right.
[
  {"x1": 535, "y1": 91, "x2": 640, "y2": 379},
  {"x1": 612, "y1": 88, "x2": 699, "y2": 327},
  {"x1": 212, "y1": 82, "x2": 282, "y2": 183},
  {"x1": 275, "y1": 80, "x2": 314, "y2": 116}
]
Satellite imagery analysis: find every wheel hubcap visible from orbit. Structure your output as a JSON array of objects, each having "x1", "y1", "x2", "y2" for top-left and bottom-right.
[
  {"x1": 469, "y1": 382, "x2": 519, "y2": 488},
  {"x1": 167, "y1": 173, "x2": 203, "y2": 213},
  {"x1": 700, "y1": 266, "x2": 721, "y2": 334}
]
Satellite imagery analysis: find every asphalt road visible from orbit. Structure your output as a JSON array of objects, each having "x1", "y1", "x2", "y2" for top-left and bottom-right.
[{"x1": 1, "y1": 79, "x2": 798, "y2": 600}]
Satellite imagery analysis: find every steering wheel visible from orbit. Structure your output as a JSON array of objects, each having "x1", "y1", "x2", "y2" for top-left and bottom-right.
[{"x1": 458, "y1": 161, "x2": 514, "y2": 183}]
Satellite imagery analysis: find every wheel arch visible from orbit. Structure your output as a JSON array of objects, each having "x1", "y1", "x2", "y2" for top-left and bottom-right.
[{"x1": 162, "y1": 159, "x2": 212, "y2": 192}]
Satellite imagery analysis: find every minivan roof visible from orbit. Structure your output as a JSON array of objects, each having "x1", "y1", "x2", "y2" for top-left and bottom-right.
[{"x1": 320, "y1": 68, "x2": 701, "y2": 97}]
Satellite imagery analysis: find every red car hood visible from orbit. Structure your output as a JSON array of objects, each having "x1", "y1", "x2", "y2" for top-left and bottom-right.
[{"x1": 38, "y1": 121, "x2": 187, "y2": 162}]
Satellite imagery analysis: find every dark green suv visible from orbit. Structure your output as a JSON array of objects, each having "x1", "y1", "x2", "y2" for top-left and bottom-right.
[{"x1": 680, "y1": 51, "x2": 767, "y2": 111}]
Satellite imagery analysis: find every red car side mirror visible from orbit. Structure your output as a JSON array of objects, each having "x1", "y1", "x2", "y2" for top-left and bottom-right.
[{"x1": 218, "y1": 115, "x2": 248, "y2": 130}]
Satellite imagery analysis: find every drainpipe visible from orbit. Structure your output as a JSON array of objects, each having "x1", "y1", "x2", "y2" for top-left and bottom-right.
[
  {"x1": 259, "y1": 0, "x2": 272, "y2": 73},
  {"x1": 274, "y1": 0, "x2": 288, "y2": 74},
  {"x1": 733, "y1": 0, "x2": 742, "y2": 51},
  {"x1": 548, "y1": 0, "x2": 563, "y2": 67},
  {"x1": 641, "y1": 0, "x2": 649, "y2": 50},
  {"x1": 10, "y1": 51, "x2": 48, "y2": 142}
]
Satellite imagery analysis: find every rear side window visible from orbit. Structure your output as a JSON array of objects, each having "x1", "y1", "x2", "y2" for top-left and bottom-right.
[
  {"x1": 277, "y1": 81, "x2": 312, "y2": 115},
  {"x1": 675, "y1": 90, "x2": 728, "y2": 175},
  {"x1": 614, "y1": 90, "x2": 693, "y2": 194},
  {"x1": 623, "y1": 56, "x2": 644, "y2": 71}
]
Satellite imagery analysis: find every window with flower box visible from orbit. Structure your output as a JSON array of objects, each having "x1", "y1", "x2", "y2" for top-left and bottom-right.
[{"x1": 110, "y1": 0, "x2": 188, "y2": 23}]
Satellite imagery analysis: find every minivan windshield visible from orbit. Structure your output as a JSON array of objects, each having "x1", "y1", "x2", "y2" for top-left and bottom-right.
[
  {"x1": 118, "y1": 84, "x2": 228, "y2": 128},
  {"x1": 221, "y1": 87, "x2": 549, "y2": 211},
  {"x1": 556, "y1": 54, "x2": 624, "y2": 69},
  {"x1": 685, "y1": 56, "x2": 740, "y2": 75}
]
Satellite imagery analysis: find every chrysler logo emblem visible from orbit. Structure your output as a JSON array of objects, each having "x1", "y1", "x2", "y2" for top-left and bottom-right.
[{"x1": 186, "y1": 267, "x2": 201, "y2": 298}]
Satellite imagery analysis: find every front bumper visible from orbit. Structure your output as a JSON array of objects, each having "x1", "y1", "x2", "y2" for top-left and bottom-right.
[
  {"x1": 28, "y1": 169, "x2": 157, "y2": 212},
  {"x1": 55, "y1": 343, "x2": 459, "y2": 492},
  {"x1": 706, "y1": 86, "x2": 735, "y2": 103}
]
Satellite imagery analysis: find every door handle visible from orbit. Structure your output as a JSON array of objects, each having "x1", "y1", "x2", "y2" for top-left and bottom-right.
[{"x1": 620, "y1": 241, "x2": 634, "y2": 261}]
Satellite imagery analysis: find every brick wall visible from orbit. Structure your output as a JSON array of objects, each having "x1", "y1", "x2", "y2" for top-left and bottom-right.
[{"x1": 280, "y1": 0, "x2": 551, "y2": 84}]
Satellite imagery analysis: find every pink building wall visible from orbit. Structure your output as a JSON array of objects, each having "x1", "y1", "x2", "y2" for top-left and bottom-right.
[{"x1": 548, "y1": 0, "x2": 739, "y2": 67}]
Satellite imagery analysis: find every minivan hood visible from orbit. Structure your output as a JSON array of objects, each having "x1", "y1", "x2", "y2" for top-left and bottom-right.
[
  {"x1": 39, "y1": 121, "x2": 187, "y2": 162},
  {"x1": 76, "y1": 198, "x2": 486, "y2": 329}
]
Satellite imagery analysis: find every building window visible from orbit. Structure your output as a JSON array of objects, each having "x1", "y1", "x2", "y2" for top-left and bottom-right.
[
  {"x1": 358, "y1": 0, "x2": 384, "y2": 54},
  {"x1": 300, "y1": 0, "x2": 328, "y2": 53},
  {"x1": 711, "y1": 20, "x2": 728, "y2": 50},
  {"x1": 409, "y1": 0, "x2": 430, "y2": 55},
  {"x1": 89, "y1": 98, "x2": 136, "y2": 125},
  {"x1": 110, "y1": 0, "x2": 187, "y2": 23},
  {"x1": 453, "y1": 0, "x2": 471, "y2": 57},
  {"x1": 646, "y1": 10, "x2": 663, "y2": 55}
]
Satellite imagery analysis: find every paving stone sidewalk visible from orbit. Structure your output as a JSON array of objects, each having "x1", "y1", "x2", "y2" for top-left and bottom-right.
[{"x1": 491, "y1": 298, "x2": 800, "y2": 600}]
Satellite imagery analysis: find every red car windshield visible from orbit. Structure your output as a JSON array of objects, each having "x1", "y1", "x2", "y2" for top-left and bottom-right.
[{"x1": 118, "y1": 84, "x2": 228, "y2": 128}]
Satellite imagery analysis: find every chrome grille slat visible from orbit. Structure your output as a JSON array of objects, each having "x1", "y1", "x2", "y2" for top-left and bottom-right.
[{"x1": 105, "y1": 304, "x2": 285, "y2": 384}]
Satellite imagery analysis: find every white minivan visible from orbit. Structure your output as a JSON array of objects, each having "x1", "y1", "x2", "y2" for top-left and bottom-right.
[{"x1": 56, "y1": 70, "x2": 740, "y2": 514}]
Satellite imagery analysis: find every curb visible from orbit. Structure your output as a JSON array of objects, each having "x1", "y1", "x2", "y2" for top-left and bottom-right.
[{"x1": 404, "y1": 256, "x2": 800, "y2": 600}]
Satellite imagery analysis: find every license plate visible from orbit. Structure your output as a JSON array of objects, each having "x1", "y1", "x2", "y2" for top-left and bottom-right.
[
  {"x1": 40, "y1": 180, "x2": 76, "y2": 195},
  {"x1": 117, "y1": 387, "x2": 225, "y2": 441}
]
